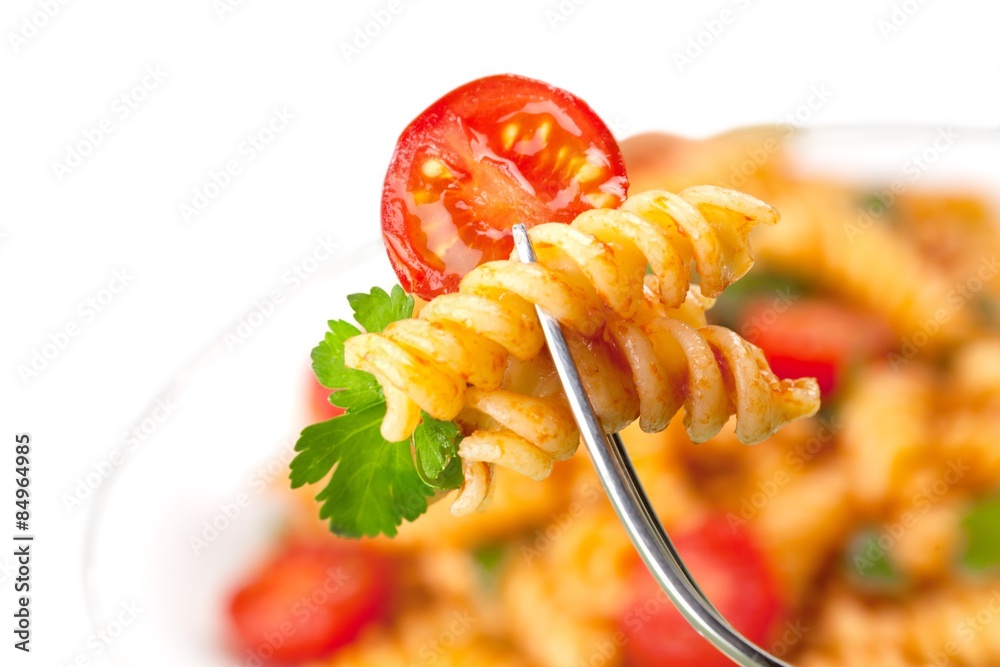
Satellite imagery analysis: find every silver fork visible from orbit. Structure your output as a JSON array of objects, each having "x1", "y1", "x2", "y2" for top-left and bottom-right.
[{"x1": 512, "y1": 224, "x2": 790, "y2": 667}]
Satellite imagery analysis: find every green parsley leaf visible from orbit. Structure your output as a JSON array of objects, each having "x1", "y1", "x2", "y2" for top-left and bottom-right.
[
  {"x1": 845, "y1": 528, "x2": 900, "y2": 590},
  {"x1": 347, "y1": 285, "x2": 413, "y2": 335},
  {"x1": 311, "y1": 320, "x2": 381, "y2": 411},
  {"x1": 292, "y1": 285, "x2": 462, "y2": 538},
  {"x1": 412, "y1": 413, "x2": 464, "y2": 490},
  {"x1": 290, "y1": 403, "x2": 433, "y2": 538},
  {"x1": 473, "y1": 542, "x2": 507, "y2": 573},
  {"x1": 310, "y1": 285, "x2": 414, "y2": 410},
  {"x1": 858, "y1": 191, "x2": 897, "y2": 224},
  {"x1": 472, "y1": 542, "x2": 507, "y2": 590},
  {"x1": 706, "y1": 270, "x2": 813, "y2": 330},
  {"x1": 962, "y1": 495, "x2": 1000, "y2": 571},
  {"x1": 973, "y1": 295, "x2": 1000, "y2": 329}
]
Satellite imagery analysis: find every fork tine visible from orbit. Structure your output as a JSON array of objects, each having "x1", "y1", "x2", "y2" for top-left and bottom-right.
[{"x1": 512, "y1": 223, "x2": 790, "y2": 667}]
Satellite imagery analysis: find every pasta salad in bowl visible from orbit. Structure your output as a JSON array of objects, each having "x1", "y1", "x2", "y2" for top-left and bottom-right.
[{"x1": 85, "y1": 75, "x2": 1000, "y2": 667}]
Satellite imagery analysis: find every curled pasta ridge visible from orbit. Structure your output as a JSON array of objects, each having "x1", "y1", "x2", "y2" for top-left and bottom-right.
[
  {"x1": 635, "y1": 318, "x2": 820, "y2": 443},
  {"x1": 343, "y1": 186, "x2": 818, "y2": 515}
]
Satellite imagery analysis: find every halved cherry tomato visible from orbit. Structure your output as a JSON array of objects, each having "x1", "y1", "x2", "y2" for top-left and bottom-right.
[
  {"x1": 382, "y1": 74, "x2": 629, "y2": 300},
  {"x1": 307, "y1": 371, "x2": 344, "y2": 422},
  {"x1": 620, "y1": 516, "x2": 785, "y2": 667},
  {"x1": 738, "y1": 298, "x2": 894, "y2": 397},
  {"x1": 228, "y1": 541, "x2": 392, "y2": 663}
]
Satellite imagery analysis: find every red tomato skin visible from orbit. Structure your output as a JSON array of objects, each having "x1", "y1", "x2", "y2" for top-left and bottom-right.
[
  {"x1": 308, "y1": 371, "x2": 344, "y2": 422},
  {"x1": 620, "y1": 516, "x2": 785, "y2": 667},
  {"x1": 228, "y1": 541, "x2": 392, "y2": 664},
  {"x1": 739, "y1": 298, "x2": 894, "y2": 397},
  {"x1": 766, "y1": 353, "x2": 840, "y2": 397},
  {"x1": 382, "y1": 74, "x2": 628, "y2": 300}
]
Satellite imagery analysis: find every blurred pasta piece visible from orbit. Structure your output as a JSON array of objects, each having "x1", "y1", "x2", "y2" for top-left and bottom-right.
[
  {"x1": 750, "y1": 460, "x2": 854, "y2": 607},
  {"x1": 840, "y1": 365, "x2": 932, "y2": 513},
  {"x1": 313, "y1": 601, "x2": 523, "y2": 667},
  {"x1": 799, "y1": 583, "x2": 1000, "y2": 667},
  {"x1": 756, "y1": 181, "x2": 977, "y2": 349}
]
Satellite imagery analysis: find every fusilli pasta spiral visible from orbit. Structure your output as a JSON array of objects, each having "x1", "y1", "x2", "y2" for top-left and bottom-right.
[{"x1": 343, "y1": 186, "x2": 821, "y2": 515}]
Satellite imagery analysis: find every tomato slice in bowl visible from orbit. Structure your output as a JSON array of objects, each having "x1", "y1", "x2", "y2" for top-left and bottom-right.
[
  {"x1": 620, "y1": 515, "x2": 785, "y2": 667},
  {"x1": 227, "y1": 540, "x2": 392, "y2": 663},
  {"x1": 382, "y1": 73, "x2": 629, "y2": 300},
  {"x1": 738, "y1": 298, "x2": 895, "y2": 397}
]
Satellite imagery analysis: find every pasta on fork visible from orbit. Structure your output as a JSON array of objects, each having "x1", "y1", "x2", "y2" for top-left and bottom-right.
[
  {"x1": 288, "y1": 74, "x2": 819, "y2": 539},
  {"x1": 344, "y1": 185, "x2": 820, "y2": 515}
]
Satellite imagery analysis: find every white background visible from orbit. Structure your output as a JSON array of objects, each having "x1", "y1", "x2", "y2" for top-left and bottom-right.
[{"x1": 2, "y1": 0, "x2": 999, "y2": 664}]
